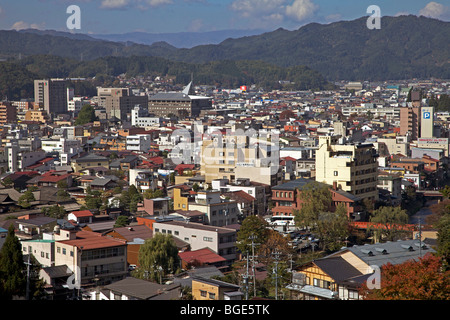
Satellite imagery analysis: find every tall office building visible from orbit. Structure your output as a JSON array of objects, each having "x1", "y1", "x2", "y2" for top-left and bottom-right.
[
  {"x1": 315, "y1": 135, "x2": 379, "y2": 202},
  {"x1": 420, "y1": 106, "x2": 434, "y2": 138},
  {"x1": 399, "y1": 106, "x2": 421, "y2": 140},
  {"x1": 34, "y1": 79, "x2": 68, "y2": 116},
  {"x1": 97, "y1": 87, "x2": 148, "y2": 120},
  {"x1": 148, "y1": 82, "x2": 212, "y2": 118}
]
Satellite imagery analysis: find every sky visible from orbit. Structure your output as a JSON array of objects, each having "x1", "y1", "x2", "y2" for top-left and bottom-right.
[{"x1": 0, "y1": 0, "x2": 449, "y2": 34}]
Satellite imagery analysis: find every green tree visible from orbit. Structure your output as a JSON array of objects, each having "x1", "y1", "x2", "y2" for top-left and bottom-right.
[
  {"x1": 369, "y1": 206, "x2": 409, "y2": 242},
  {"x1": 293, "y1": 182, "x2": 332, "y2": 230},
  {"x1": 316, "y1": 203, "x2": 350, "y2": 252},
  {"x1": 135, "y1": 233, "x2": 180, "y2": 283},
  {"x1": 236, "y1": 215, "x2": 270, "y2": 254},
  {"x1": 114, "y1": 215, "x2": 129, "y2": 228},
  {"x1": 0, "y1": 225, "x2": 26, "y2": 299},
  {"x1": 41, "y1": 205, "x2": 66, "y2": 219},
  {"x1": 18, "y1": 188, "x2": 36, "y2": 209},
  {"x1": 75, "y1": 104, "x2": 97, "y2": 125}
]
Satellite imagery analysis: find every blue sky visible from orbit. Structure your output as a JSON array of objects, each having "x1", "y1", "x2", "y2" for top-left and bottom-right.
[{"x1": 0, "y1": 0, "x2": 449, "y2": 34}]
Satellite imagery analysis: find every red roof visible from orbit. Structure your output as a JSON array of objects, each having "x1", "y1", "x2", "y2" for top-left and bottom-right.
[
  {"x1": 178, "y1": 248, "x2": 226, "y2": 264},
  {"x1": 70, "y1": 210, "x2": 94, "y2": 217}
]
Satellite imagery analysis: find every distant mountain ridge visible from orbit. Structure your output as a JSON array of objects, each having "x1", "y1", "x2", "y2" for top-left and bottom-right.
[
  {"x1": 1, "y1": 15, "x2": 449, "y2": 81},
  {"x1": 88, "y1": 29, "x2": 268, "y2": 48}
]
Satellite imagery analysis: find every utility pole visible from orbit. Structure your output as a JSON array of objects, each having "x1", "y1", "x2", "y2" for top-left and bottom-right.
[
  {"x1": 249, "y1": 235, "x2": 259, "y2": 298},
  {"x1": 25, "y1": 254, "x2": 31, "y2": 300},
  {"x1": 272, "y1": 250, "x2": 281, "y2": 300}
]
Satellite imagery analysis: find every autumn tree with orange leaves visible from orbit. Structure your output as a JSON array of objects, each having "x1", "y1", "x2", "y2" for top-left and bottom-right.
[{"x1": 360, "y1": 253, "x2": 450, "y2": 300}]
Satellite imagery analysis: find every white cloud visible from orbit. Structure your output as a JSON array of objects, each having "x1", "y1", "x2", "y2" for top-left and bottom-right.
[
  {"x1": 230, "y1": 0, "x2": 318, "y2": 28},
  {"x1": 10, "y1": 21, "x2": 46, "y2": 30},
  {"x1": 100, "y1": 0, "x2": 131, "y2": 9},
  {"x1": 99, "y1": 0, "x2": 173, "y2": 10},
  {"x1": 419, "y1": 2, "x2": 450, "y2": 20},
  {"x1": 285, "y1": 0, "x2": 318, "y2": 22}
]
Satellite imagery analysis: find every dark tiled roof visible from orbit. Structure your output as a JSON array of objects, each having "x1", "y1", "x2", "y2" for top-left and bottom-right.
[{"x1": 313, "y1": 256, "x2": 362, "y2": 282}]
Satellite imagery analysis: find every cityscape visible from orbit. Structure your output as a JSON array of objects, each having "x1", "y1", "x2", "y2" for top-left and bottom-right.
[{"x1": 0, "y1": 0, "x2": 449, "y2": 309}]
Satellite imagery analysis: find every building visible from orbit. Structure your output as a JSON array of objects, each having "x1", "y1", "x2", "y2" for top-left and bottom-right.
[
  {"x1": 271, "y1": 178, "x2": 361, "y2": 220},
  {"x1": 191, "y1": 276, "x2": 242, "y2": 300},
  {"x1": 152, "y1": 220, "x2": 237, "y2": 269},
  {"x1": 70, "y1": 153, "x2": 110, "y2": 173},
  {"x1": 126, "y1": 134, "x2": 152, "y2": 152},
  {"x1": 315, "y1": 135, "x2": 378, "y2": 202},
  {"x1": 287, "y1": 239, "x2": 435, "y2": 300},
  {"x1": 399, "y1": 106, "x2": 420, "y2": 140},
  {"x1": 88, "y1": 276, "x2": 180, "y2": 300},
  {"x1": 21, "y1": 239, "x2": 55, "y2": 267},
  {"x1": 200, "y1": 134, "x2": 282, "y2": 186},
  {"x1": 34, "y1": 79, "x2": 68, "y2": 116},
  {"x1": 0, "y1": 101, "x2": 17, "y2": 125},
  {"x1": 174, "y1": 190, "x2": 240, "y2": 227},
  {"x1": 420, "y1": 106, "x2": 434, "y2": 138},
  {"x1": 54, "y1": 229, "x2": 127, "y2": 287},
  {"x1": 97, "y1": 87, "x2": 148, "y2": 120},
  {"x1": 148, "y1": 82, "x2": 212, "y2": 118},
  {"x1": 131, "y1": 105, "x2": 163, "y2": 127}
]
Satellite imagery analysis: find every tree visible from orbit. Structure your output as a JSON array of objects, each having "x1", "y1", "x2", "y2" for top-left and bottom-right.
[
  {"x1": 75, "y1": 104, "x2": 97, "y2": 125},
  {"x1": 114, "y1": 215, "x2": 129, "y2": 228},
  {"x1": 143, "y1": 188, "x2": 164, "y2": 200},
  {"x1": 293, "y1": 182, "x2": 332, "y2": 230},
  {"x1": 360, "y1": 254, "x2": 450, "y2": 300},
  {"x1": 135, "y1": 233, "x2": 180, "y2": 283},
  {"x1": 17, "y1": 188, "x2": 36, "y2": 209},
  {"x1": 236, "y1": 215, "x2": 270, "y2": 254},
  {"x1": 436, "y1": 213, "x2": 450, "y2": 268},
  {"x1": 41, "y1": 205, "x2": 66, "y2": 219},
  {"x1": 369, "y1": 206, "x2": 409, "y2": 242},
  {"x1": 316, "y1": 203, "x2": 350, "y2": 252},
  {"x1": 0, "y1": 225, "x2": 26, "y2": 299}
]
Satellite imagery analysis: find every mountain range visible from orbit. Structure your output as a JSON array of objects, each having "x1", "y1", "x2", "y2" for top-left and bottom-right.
[{"x1": 1, "y1": 15, "x2": 449, "y2": 81}]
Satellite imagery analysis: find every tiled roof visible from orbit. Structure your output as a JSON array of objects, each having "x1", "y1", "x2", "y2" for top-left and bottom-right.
[
  {"x1": 179, "y1": 248, "x2": 226, "y2": 264},
  {"x1": 57, "y1": 230, "x2": 126, "y2": 250},
  {"x1": 70, "y1": 210, "x2": 94, "y2": 217}
]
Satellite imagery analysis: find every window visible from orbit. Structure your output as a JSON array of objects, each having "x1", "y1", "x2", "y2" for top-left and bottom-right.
[
  {"x1": 209, "y1": 292, "x2": 216, "y2": 300},
  {"x1": 203, "y1": 237, "x2": 213, "y2": 242},
  {"x1": 62, "y1": 248, "x2": 66, "y2": 255},
  {"x1": 200, "y1": 290, "x2": 207, "y2": 297},
  {"x1": 334, "y1": 171, "x2": 338, "y2": 176},
  {"x1": 348, "y1": 290, "x2": 359, "y2": 299}
]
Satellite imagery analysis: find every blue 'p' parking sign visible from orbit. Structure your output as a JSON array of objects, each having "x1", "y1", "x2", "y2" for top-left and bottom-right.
[{"x1": 423, "y1": 112, "x2": 431, "y2": 119}]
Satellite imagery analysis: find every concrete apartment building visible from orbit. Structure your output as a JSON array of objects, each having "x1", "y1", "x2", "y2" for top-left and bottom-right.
[
  {"x1": 315, "y1": 135, "x2": 379, "y2": 202},
  {"x1": 174, "y1": 190, "x2": 240, "y2": 227},
  {"x1": 54, "y1": 229, "x2": 128, "y2": 287},
  {"x1": 97, "y1": 87, "x2": 148, "y2": 120},
  {"x1": 131, "y1": 105, "x2": 163, "y2": 127},
  {"x1": 200, "y1": 134, "x2": 282, "y2": 186},
  {"x1": 0, "y1": 101, "x2": 17, "y2": 125},
  {"x1": 34, "y1": 79, "x2": 68, "y2": 116},
  {"x1": 152, "y1": 220, "x2": 238, "y2": 268}
]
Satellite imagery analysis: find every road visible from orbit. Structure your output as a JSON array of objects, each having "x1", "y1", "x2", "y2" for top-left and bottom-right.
[{"x1": 409, "y1": 200, "x2": 436, "y2": 225}]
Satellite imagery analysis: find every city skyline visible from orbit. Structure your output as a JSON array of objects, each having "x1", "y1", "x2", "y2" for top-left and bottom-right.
[{"x1": 0, "y1": 0, "x2": 449, "y2": 35}]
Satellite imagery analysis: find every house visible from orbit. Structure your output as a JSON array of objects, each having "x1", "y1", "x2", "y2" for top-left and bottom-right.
[
  {"x1": 191, "y1": 276, "x2": 243, "y2": 300},
  {"x1": 137, "y1": 198, "x2": 170, "y2": 216},
  {"x1": 39, "y1": 265, "x2": 74, "y2": 300},
  {"x1": 104, "y1": 225, "x2": 153, "y2": 266},
  {"x1": 287, "y1": 239, "x2": 436, "y2": 300},
  {"x1": 14, "y1": 216, "x2": 58, "y2": 240},
  {"x1": 68, "y1": 210, "x2": 94, "y2": 224},
  {"x1": 71, "y1": 153, "x2": 110, "y2": 173},
  {"x1": 88, "y1": 276, "x2": 180, "y2": 300},
  {"x1": 179, "y1": 247, "x2": 227, "y2": 269}
]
